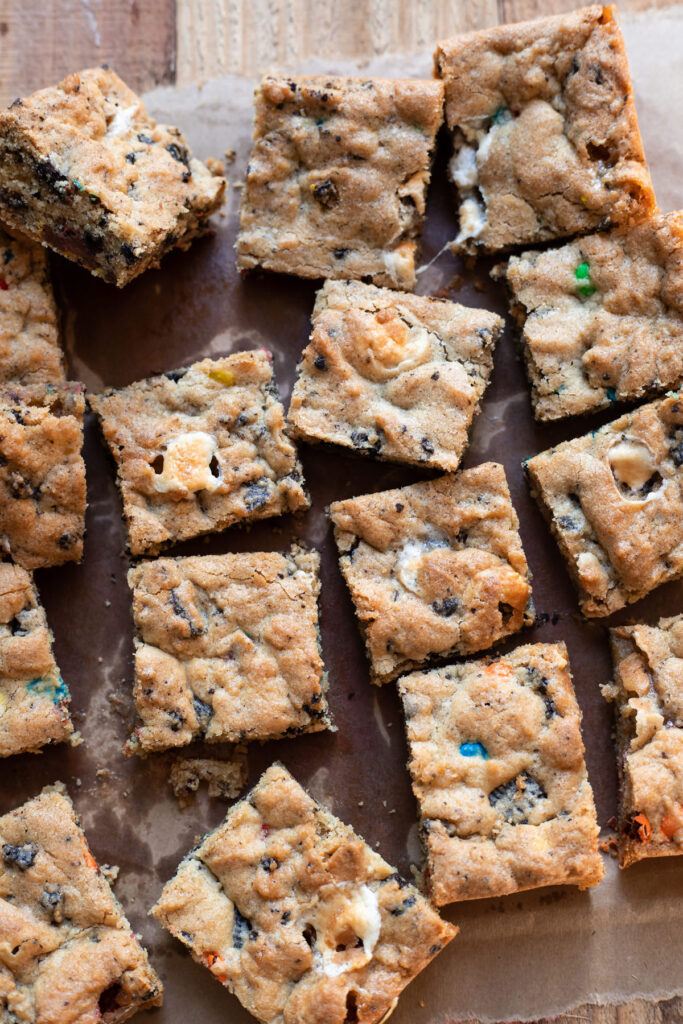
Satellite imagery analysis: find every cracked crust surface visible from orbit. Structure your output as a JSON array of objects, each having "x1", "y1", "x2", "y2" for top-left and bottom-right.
[
  {"x1": 329, "y1": 463, "x2": 534, "y2": 684},
  {"x1": 526, "y1": 394, "x2": 683, "y2": 616},
  {"x1": 0, "y1": 562, "x2": 72, "y2": 758},
  {"x1": 0, "y1": 227, "x2": 65, "y2": 388},
  {"x1": 399, "y1": 643, "x2": 603, "y2": 904},
  {"x1": 126, "y1": 546, "x2": 330, "y2": 755},
  {"x1": 90, "y1": 351, "x2": 309, "y2": 557},
  {"x1": 0, "y1": 783, "x2": 162, "y2": 1023},
  {"x1": 152, "y1": 763, "x2": 456, "y2": 1024},
  {"x1": 435, "y1": 5, "x2": 656, "y2": 255},
  {"x1": 287, "y1": 279, "x2": 502, "y2": 471},
  {"x1": 0, "y1": 382, "x2": 86, "y2": 570},
  {"x1": 236, "y1": 75, "x2": 444, "y2": 290},
  {"x1": 504, "y1": 212, "x2": 683, "y2": 420},
  {"x1": 0, "y1": 67, "x2": 225, "y2": 287},
  {"x1": 605, "y1": 616, "x2": 683, "y2": 868}
]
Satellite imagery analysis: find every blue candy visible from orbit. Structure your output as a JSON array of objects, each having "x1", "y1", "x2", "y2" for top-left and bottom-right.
[{"x1": 459, "y1": 741, "x2": 489, "y2": 759}]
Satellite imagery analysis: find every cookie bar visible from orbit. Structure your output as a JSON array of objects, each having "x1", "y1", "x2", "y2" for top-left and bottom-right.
[
  {"x1": 0, "y1": 226, "x2": 65, "y2": 387},
  {"x1": 237, "y1": 75, "x2": 444, "y2": 290},
  {"x1": 169, "y1": 755, "x2": 247, "y2": 808},
  {"x1": 329, "y1": 463, "x2": 534, "y2": 684},
  {"x1": 399, "y1": 643, "x2": 604, "y2": 903},
  {"x1": 0, "y1": 562, "x2": 72, "y2": 757},
  {"x1": 0, "y1": 67, "x2": 225, "y2": 287},
  {"x1": 1, "y1": 783, "x2": 162, "y2": 1021},
  {"x1": 525, "y1": 394, "x2": 683, "y2": 616},
  {"x1": 287, "y1": 279, "x2": 502, "y2": 470},
  {"x1": 126, "y1": 546, "x2": 330, "y2": 755},
  {"x1": 503, "y1": 213, "x2": 683, "y2": 420},
  {"x1": 152, "y1": 763, "x2": 456, "y2": 1024},
  {"x1": 435, "y1": 5, "x2": 655, "y2": 255},
  {"x1": 0, "y1": 382, "x2": 86, "y2": 569},
  {"x1": 604, "y1": 615, "x2": 683, "y2": 867},
  {"x1": 90, "y1": 351, "x2": 309, "y2": 557}
]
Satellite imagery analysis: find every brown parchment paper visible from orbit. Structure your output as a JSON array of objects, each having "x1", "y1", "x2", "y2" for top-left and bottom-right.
[{"x1": 2, "y1": 9, "x2": 683, "y2": 1022}]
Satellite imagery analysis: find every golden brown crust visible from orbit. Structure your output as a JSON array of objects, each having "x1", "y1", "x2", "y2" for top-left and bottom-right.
[
  {"x1": 152, "y1": 763, "x2": 456, "y2": 1024},
  {"x1": 505, "y1": 212, "x2": 683, "y2": 420},
  {"x1": 0, "y1": 562, "x2": 72, "y2": 757},
  {"x1": 329, "y1": 463, "x2": 534, "y2": 683},
  {"x1": 0, "y1": 383, "x2": 86, "y2": 569},
  {"x1": 0, "y1": 784, "x2": 162, "y2": 1022},
  {"x1": 605, "y1": 615, "x2": 683, "y2": 868},
  {"x1": 288, "y1": 279, "x2": 502, "y2": 470},
  {"x1": 0, "y1": 67, "x2": 225, "y2": 286},
  {"x1": 237, "y1": 75, "x2": 444, "y2": 289},
  {"x1": 90, "y1": 351, "x2": 309, "y2": 557},
  {"x1": 399, "y1": 643, "x2": 604, "y2": 904},
  {"x1": 436, "y1": 5, "x2": 656, "y2": 254},
  {"x1": 126, "y1": 546, "x2": 330, "y2": 755},
  {"x1": 526, "y1": 394, "x2": 683, "y2": 616},
  {"x1": 0, "y1": 227, "x2": 65, "y2": 388}
]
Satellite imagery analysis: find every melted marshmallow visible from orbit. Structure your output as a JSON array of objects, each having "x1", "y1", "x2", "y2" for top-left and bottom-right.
[{"x1": 153, "y1": 432, "x2": 221, "y2": 494}]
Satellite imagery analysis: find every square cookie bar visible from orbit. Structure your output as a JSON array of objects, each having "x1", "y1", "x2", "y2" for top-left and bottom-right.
[
  {"x1": 0, "y1": 67, "x2": 225, "y2": 286},
  {"x1": 435, "y1": 5, "x2": 655, "y2": 255},
  {"x1": 399, "y1": 643, "x2": 604, "y2": 903},
  {"x1": 0, "y1": 382, "x2": 86, "y2": 569},
  {"x1": 525, "y1": 394, "x2": 683, "y2": 616},
  {"x1": 604, "y1": 615, "x2": 683, "y2": 867},
  {"x1": 1, "y1": 783, "x2": 162, "y2": 1021},
  {"x1": 126, "y1": 546, "x2": 330, "y2": 755},
  {"x1": 152, "y1": 763, "x2": 456, "y2": 1024},
  {"x1": 237, "y1": 75, "x2": 444, "y2": 290},
  {"x1": 0, "y1": 226, "x2": 65, "y2": 387},
  {"x1": 90, "y1": 351, "x2": 309, "y2": 557},
  {"x1": 503, "y1": 212, "x2": 683, "y2": 420},
  {"x1": 329, "y1": 463, "x2": 534, "y2": 684},
  {"x1": 0, "y1": 562, "x2": 72, "y2": 757},
  {"x1": 288, "y1": 279, "x2": 503, "y2": 470}
]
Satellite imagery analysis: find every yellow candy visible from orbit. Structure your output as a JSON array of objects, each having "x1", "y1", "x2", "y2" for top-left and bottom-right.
[
  {"x1": 0, "y1": 690, "x2": 7, "y2": 717},
  {"x1": 208, "y1": 369, "x2": 235, "y2": 386}
]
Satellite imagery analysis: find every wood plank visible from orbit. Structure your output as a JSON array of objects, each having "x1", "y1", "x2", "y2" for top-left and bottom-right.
[
  {"x1": 501, "y1": 0, "x2": 680, "y2": 21},
  {"x1": 174, "y1": 0, "x2": 498, "y2": 83},
  {"x1": 0, "y1": 0, "x2": 175, "y2": 107}
]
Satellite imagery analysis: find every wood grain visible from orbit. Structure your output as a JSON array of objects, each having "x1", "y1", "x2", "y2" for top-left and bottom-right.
[
  {"x1": 502, "y1": 0, "x2": 680, "y2": 18},
  {"x1": 175, "y1": 0, "x2": 498, "y2": 82},
  {"x1": 0, "y1": 3, "x2": 680, "y2": 1023},
  {"x1": 0, "y1": 0, "x2": 175, "y2": 106}
]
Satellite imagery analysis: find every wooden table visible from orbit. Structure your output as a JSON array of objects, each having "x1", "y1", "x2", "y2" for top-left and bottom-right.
[{"x1": 0, "y1": 1, "x2": 680, "y2": 1022}]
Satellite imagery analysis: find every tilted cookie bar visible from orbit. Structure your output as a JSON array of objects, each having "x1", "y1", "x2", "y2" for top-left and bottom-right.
[
  {"x1": 0, "y1": 783, "x2": 162, "y2": 1022},
  {"x1": 604, "y1": 615, "x2": 683, "y2": 867},
  {"x1": 399, "y1": 643, "x2": 603, "y2": 903},
  {"x1": 90, "y1": 351, "x2": 309, "y2": 557},
  {"x1": 0, "y1": 226, "x2": 65, "y2": 387},
  {"x1": 436, "y1": 5, "x2": 655, "y2": 255},
  {"x1": 152, "y1": 763, "x2": 456, "y2": 1024},
  {"x1": 237, "y1": 75, "x2": 444, "y2": 290},
  {"x1": 0, "y1": 562, "x2": 73, "y2": 757},
  {"x1": 288, "y1": 279, "x2": 502, "y2": 471},
  {"x1": 0, "y1": 67, "x2": 225, "y2": 286},
  {"x1": 329, "y1": 463, "x2": 534, "y2": 684},
  {"x1": 503, "y1": 213, "x2": 683, "y2": 420},
  {"x1": 0, "y1": 382, "x2": 86, "y2": 569},
  {"x1": 525, "y1": 394, "x2": 683, "y2": 616},
  {"x1": 126, "y1": 546, "x2": 330, "y2": 755}
]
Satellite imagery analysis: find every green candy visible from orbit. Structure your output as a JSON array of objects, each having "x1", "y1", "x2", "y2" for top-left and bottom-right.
[{"x1": 574, "y1": 261, "x2": 595, "y2": 297}]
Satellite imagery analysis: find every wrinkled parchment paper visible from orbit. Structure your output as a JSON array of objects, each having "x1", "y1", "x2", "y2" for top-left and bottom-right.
[{"x1": 3, "y1": 8, "x2": 683, "y2": 1022}]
